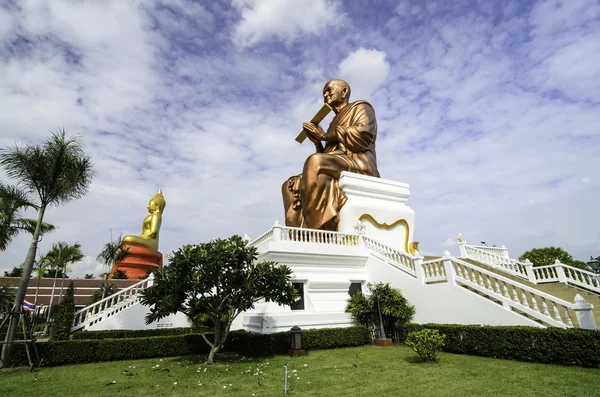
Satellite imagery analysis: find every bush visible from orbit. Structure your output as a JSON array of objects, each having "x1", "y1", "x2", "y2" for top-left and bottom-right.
[
  {"x1": 346, "y1": 283, "x2": 415, "y2": 341},
  {"x1": 72, "y1": 327, "x2": 207, "y2": 340},
  {"x1": 50, "y1": 282, "x2": 75, "y2": 341},
  {"x1": 10, "y1": 326, "x2": 371, "y2": 367},
  {"x1": 401, "y1": 324, "x2": 600, "y2": 368},
  {"x1": 405, "y1": 329, "x2": 446, "y2": 361}
]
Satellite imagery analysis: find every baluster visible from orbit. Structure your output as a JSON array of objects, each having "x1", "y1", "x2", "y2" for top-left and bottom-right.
[
  {"x1": 431, "y1": 263, "x2": 438, "y2": 277},
  {"x1": 455, "y1": 264, "x2": 464, "y2": 278},
  {"x1": 520, "y1": 289, "x2": 529, "y2": 307},
  {"x1": 541, "y1": 298, "x2": 550, "y2": 317},
  {"x1": 493, "y1": 279, "x2": 501, "y2": 294},
  {"x1": 531, "y1": 295, "x2": 539, "y2": 312},
  {"x1": 551, "y1": 302, "x2": 563, "y2": 322},
  {"x1": 563, "y1": 306, "x2": 574, "y2": 327},
  {"x1": 510, "y1": 286, "x2": 519, "y2": 303},
  {"x1": 476, "y1": 272, "x2": 484, "y2": 287},
  {"x1": 483, "y1": 274, "x2": 492, "y2": 290}
]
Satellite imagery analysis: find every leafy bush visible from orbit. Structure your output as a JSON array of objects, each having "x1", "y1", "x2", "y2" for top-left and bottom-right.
[
  {"x1": 405, "y1": 329, "x2": 446, "y2": 361},
  {"x1": 401, "y1": 324, "x2": 600, "y2": 368},
  {"x1": 345, "y1": 283, "x2": 415, "y2": 341},
  {"x1": 50, "y1": 282, "x2": 75, "y2": 340},
  {"x1": 72, "y1": 327, "x2": 207, "y2": 340},
  {"x1": 11, "y1": 326, "x2": 371, "y2": 366}
]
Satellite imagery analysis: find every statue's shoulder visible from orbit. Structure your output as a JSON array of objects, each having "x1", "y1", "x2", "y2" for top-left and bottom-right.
[{"x1": 348, "y1": 100, "x2": 376, "y2": 115}]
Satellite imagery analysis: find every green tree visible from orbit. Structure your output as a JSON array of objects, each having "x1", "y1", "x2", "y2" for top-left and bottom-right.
[
  {"x1": 88, "y1": 283, "x2": 118, "y2": 305},
  {"x1": 0, "y1": 183, "x2": 55, "y2": 251},
  {"x1": 84, "y1": 274, "x2": 94, "y2": 279},
  {"x1": 44, "y1": 242, "x2": 84, "y2": 304},
  {"x1": 0, "y1": 130, "x2": 95, "y2": 368},
  {"x1": 110, "y1": 270, "x2": 128, "y2": 279},
  {"x1": 346, "y1": 283, "x2": 415, "y2": 341},
  {"x1": 140, "y1": 235, "x2": 297, "y2": 364},
  {"x1": 3, "y1": 266, "x2": 23, "y2": 277},
  {"x1": 49, "y1": 282, "x2": 75, "y2": 341},
  {"x1": 519, "y1": 247, "x2": 588, "y2": 270},
  {"x1": 33, "y1": 254, "x2": 50, "y2": 305},
  {"x1": 96, "y1": 235, "x2": 129, "y2": 300},
  {"x1": 0, "y1": 284, "x2": 16, "y2": 314}
]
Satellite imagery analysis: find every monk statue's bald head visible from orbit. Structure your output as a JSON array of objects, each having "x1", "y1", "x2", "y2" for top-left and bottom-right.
[{"x1": 323, "y1": 80, "x2": 351, "y2": 112}]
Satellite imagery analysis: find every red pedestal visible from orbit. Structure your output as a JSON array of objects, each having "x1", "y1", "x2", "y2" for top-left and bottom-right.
[{"x1": 111, "y1": 244, "x2": 163, "y2": 280}]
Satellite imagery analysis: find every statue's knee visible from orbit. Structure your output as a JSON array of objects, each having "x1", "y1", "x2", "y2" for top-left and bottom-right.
[{"x1": 304, "y1": 153, "x2": 324, "y2": 171}]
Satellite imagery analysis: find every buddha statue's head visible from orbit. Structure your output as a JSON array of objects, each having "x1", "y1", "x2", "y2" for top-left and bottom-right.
[{"x1": 147, "y1": 188, "x2": 166, "y2": 214}]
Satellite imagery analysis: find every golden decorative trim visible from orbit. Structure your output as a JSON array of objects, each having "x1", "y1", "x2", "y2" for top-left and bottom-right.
[
  {"x1": 409, "y1": 241, "x2": 420, "y2": 256},
  {"x1": 358, "y1": 214, "x2": 411, "y2": 253}
]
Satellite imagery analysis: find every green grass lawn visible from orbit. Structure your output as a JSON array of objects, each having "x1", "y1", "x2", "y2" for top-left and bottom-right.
[{"x1": 1, "y1": 345, "x2": 598, "y2": 397}]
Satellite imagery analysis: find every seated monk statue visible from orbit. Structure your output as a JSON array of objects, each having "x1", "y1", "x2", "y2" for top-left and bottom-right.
[
  {"x1": 122, "y1": 189, "x2": 166, "y2": 251},
  {"x1": 282, "y1": 79, "x2": 380, "y2": 231}
]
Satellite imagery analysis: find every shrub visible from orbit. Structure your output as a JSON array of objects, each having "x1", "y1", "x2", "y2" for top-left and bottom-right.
[
  {"x1": 72, "y1": 327, "x2": 207, "y2": 340},
  {"x1": 50, "y1": 282, "x2": 75, "y2": 341},
  {"x1": 405, "y1": 329, "x2": 446, "y2": 361},
  {"x1": 346, "y1": 283, "x2": 415, "y2": 341},
  {"x1": 401, "y1": 324, "x2": 600, "y2": 368}
]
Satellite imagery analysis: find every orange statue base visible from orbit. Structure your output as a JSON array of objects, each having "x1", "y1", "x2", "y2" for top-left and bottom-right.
[{"x1": 111, "y1": 244, "x2": 163, "y2": 280}]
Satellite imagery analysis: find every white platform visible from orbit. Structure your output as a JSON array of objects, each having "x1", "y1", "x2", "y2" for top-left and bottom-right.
[{"x1": 338, "y1": 172, "x2": 416, "y2": 254}]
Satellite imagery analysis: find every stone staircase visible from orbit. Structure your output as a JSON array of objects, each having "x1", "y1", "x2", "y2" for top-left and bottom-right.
[{"x1": 461, "y1": 258, "x2": 600, "y2": 327}]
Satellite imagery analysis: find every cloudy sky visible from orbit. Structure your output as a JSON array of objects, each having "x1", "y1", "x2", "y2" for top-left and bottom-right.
[{"x1": 1, "y1": 0, "x2": 598, "y2": 278}]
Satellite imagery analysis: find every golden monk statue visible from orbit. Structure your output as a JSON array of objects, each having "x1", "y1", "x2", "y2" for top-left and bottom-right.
[
  {"x1": 282, "y1": 80, "x2": 380, "y2": 230},
  {"x1": 122, "y1": 189, "x2": 166, "y2": 250}
]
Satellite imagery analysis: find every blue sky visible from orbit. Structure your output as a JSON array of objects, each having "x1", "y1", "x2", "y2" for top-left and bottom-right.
[{"x1": 1, "y1": 0, "x2": 599, "y2": 277}]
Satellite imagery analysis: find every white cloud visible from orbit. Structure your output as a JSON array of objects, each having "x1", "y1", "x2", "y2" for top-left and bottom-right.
[
  {"x1": 338, "y1": 48, "x2": 390, "y2": 100},
  {"x1": 231, "y1": 0, "x2": 342, "y2": 47},
  {"x1": 442, "y1": 238, "x2": 457, "y2": 248}
]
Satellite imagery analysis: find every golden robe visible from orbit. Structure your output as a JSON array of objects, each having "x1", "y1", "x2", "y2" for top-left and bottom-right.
[{"x1": 282, "y1": 100, "x2": 380, "y2": 230}]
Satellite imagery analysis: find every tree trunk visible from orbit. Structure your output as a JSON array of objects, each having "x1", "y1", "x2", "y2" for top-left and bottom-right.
[
  {"x1": 58, "y1": 274, "x2": 66, "y2": 304},
  {"x1": 34, "y1": 275, "x2": 42, "y2": 306},
  {"x1": 0, "y1": 205, "x2": 45, "y2": 369},
  {"x1": 207, "y1": 345, "x2": 220, "y2": 365},
  {"x1": 45, "y1": 270, "x2": 59, "y2": 325}
]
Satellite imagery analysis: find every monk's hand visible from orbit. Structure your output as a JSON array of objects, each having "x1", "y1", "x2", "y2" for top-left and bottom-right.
[{"x1": 303, "y1": 122, "x2": 325, "y2": 141}]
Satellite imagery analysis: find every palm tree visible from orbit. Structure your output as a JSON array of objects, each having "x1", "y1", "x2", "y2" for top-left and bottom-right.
[
  {"x1": 96, "y1": 236, "x2": 129, "y2": 300},
  {"x1": 0, "y1": 130, "x2": 95, "y2": 369},
  {"x1": 0, "y1": 183, "x2": 55, "y2": 251},
  {"x1": 45, "y1": 242, "x2": 84, "y2": 305},
  {"x1": 33, "y1": 254, "x2": 50, "y2": 305}
]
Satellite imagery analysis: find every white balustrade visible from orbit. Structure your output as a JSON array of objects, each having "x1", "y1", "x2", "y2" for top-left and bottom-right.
[
  {"x1": 562, "y1": 264, "x2": 600, "y2": 294},
  {"x1": 463, "y1": 245, "x2": 528, "y2": 278},
  {"x1": 450, "y1": 258, "x2": 578, "y2": 328},
  {"x1": 281, "y1": 226, "x2": 358, "y2": 246},
  {"x1": 421, "y1": 258, "x2": 447, "y2": 283},
  {"x1": 362, "y1": 236, "x2": 416, "y2": 276},
  {"x1": 71, "y1": 276, "x2": 154, "y2": 332}
]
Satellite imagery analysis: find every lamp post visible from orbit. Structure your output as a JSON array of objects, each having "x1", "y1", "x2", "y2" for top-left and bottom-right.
[
  {"x1": 370, "y1": 283, "x2": 392, "y2": 347},
  {"x1": 289, "y1": 326, "x2": 305, "y2": 356}
]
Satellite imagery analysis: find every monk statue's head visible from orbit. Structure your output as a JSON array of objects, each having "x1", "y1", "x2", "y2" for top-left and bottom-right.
[
  {"x1": 323, "y1": 79, "x2": 351, "y2": 108},
  {"x1": 147, "y1": 188, "x2": 166, "y2": 214}
]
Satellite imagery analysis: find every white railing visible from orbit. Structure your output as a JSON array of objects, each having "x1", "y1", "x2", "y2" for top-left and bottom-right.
[
  {"x1": 463, "y1": 245, "x2": 528, "y2": 278},
  {"x1": 279, "y1": 225, "x2": 358, "y2": 246},
  {"x1": 421, "y1": 258, "x2": 447, "y2": 283},
  {"x1": 250, "y1": 228, "x2": 274, "y2": 249},
  {"x1": 450, "y1": 258, "x2": 577, "y2": 328},
  {"x1": 461, "y1": 243, "x2": 600, "y2": 294},
  {"x1": 467, "y1": 244, "x2": 509, "y2": 257},
  {"x1": 71, "y1": 276, "x2": 153, "y2": 332},
  {"x1": 362, "y1": 236, "x2": 416, "y2": 276}
]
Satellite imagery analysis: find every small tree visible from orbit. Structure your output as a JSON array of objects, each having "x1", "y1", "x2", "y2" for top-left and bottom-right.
[
  {"x1": 84, "y1": 274, "x2": 94, "y2": 279},
  {"x1": 3, "y1": 266, "x2": 23, "y2": 277},
  {"x1": 0, "y1": 183, "x2": 55, "y2": 251},
  {"x1": 110, "y1": 270, "x2": 128, "y2": 279},
  {"x1": 96, "y1": 235, "x2": 129, "y2": 300},
  {"x1": 405, "y1": 329, "x2": 446, "y2": 362},
  {"x1": 140, "y1": 235, "x2": 297, "y2": 364},
  {"x1": 520, "y1": 247, "x2": 588, "y2": 269},
  {"x1": 49, "y1": 282, "x2": 75, "y2": 340},
  {"x1": 346, "y1": 283, "x2": 415, "y2": 341}
]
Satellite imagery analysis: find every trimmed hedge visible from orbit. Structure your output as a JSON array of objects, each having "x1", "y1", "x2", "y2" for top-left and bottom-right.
[
  {"x1": 11, "y1": 326, "x2": 371, "y2": 367},
  {"x1": 72, "y1": 327, "x2": 207, "y2": 340},
  {"x1": 401, "y1": 324, "x2": 600, "y2": 368}
]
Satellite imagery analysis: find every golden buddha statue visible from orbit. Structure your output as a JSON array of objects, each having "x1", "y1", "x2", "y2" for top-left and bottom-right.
[{"x1": 122, "y1": 189, "x2": 166, "y2": 251}]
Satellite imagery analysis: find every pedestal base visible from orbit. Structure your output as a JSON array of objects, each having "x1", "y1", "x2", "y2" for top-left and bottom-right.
[
  {"x1": 111, "y1": 244, "x2": 163, "y2": 280},
  {"x1": 375, "y1": 338, "x2": 393, "y2": 347}
]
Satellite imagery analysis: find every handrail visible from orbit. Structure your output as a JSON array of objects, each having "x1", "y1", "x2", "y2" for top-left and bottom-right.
[
  {"x1": 279, "y1": 226, "x2": 359, "y2": 246},
  {"x1": 450, "y1": 257, "x2": 575, "y2": 328},
  {"x1": 71, "y1": 276, "x2": 153, "y2": 331},
  {"x1": 362, "y1": 236, "x2": 416, "y2": 276}
]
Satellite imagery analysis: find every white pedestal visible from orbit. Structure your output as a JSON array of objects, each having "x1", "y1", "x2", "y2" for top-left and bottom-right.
[{"x1": 338, "y1": 172, "x2": 416, "y2": 253}]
